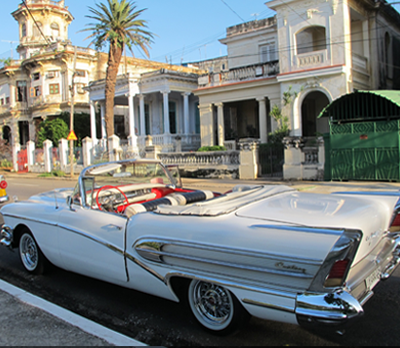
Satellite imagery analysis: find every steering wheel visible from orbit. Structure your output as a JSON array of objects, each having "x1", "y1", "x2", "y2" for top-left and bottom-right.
[{"x1": 95, "y1": 185, "x2": 129, "y2": 212}]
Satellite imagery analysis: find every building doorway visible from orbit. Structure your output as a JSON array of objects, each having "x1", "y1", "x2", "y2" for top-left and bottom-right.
[{"x1": 301, "y1": 91, "x2": 330, "y2": 137}]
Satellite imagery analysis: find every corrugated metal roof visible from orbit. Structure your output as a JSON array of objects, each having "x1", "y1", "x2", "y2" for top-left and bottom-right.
[{"x1": 318, "y1": 90, "x2": 400, "y2": 122}]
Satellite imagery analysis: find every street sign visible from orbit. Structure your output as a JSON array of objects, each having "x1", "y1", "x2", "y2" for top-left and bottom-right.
[{"x1": 67, "y1": 130, "x2": 77, "y2": 141}]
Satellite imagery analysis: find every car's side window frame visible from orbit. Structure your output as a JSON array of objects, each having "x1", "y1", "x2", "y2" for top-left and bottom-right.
[{"x1": 80, "y1": 177, "x2": 95, "y2": 209}]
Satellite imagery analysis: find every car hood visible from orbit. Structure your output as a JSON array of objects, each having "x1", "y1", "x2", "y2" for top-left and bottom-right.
[{"x1": 25, "y1": 187, "x2": 74, "y2": 205}]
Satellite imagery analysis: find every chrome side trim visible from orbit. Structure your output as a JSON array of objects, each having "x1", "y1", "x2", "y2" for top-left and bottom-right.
[
  {"x1": 242, "y1": 298, "x2": 294, "y2": 313},
  {"x1": 134, "y1": 238, "x2": 323, "y2": 265},
  {"x1": 57, "y1": 223, "x2": 125, "y2": 257},
  {"x1": 164, "y1": 271, "x2": 298, "y2": 299},
  {"x1": 135, "y1": 245, "x2": 314, "y2": 279},
  {"x1": 124, "y1": 252, "x2": 165, "y2": 282},
  {"x1": 1, "y1": 214, "x2": 59, "y2": 227},
  {"x1": 250, "y1": 224, "x2": 343, "y2": 236}
]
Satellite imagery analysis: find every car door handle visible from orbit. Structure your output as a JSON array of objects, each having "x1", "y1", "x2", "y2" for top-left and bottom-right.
[{"x1": 108, "y1": 224, "x2": 123, "y2": 230}]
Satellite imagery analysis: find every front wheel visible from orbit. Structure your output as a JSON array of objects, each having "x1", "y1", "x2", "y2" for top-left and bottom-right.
[
  {"x1": 187, "y1": 279, "x2": 250, "y2": 335},
  {"x1": 19, "y1": 231, "x2": 48, "y2": 275}
]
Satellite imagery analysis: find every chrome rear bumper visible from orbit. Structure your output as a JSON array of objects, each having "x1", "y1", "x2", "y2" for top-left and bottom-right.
[
  {"x1": 296, "y1": 290, "x2": 364, "y2": 330},
  {"x1": 296, "y1": 233, "x2": 400, "y2": 331}
]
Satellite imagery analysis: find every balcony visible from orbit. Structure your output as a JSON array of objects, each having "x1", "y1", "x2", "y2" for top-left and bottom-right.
[
  {"x1": 0, "y1": 105, "x2": 11, "y2": 115},
  {"x1": 296, "y1": 49, "x2": 327, "y2": 68},
  {"x1": 198, "y1": 61, "x2": 279, "y2": 88}
]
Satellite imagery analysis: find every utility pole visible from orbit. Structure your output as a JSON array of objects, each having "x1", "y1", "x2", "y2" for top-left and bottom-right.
[{"x1": 69, "y1": 46, "x2": 77, "y2": 177}]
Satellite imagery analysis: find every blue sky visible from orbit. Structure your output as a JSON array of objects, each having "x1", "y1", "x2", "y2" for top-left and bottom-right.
[
  {"x1": 1, "y1": 0, "x2": 400, "y2": 64},
  {"x1": 0, "y1": 0, "x2": 275, "y2": 64}
]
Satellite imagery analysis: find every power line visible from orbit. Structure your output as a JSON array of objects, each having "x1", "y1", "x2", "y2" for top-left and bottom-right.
[
  {"x1": 21, "y1": 0, "x2": 51, "y2": 47},
  {"x1": 220, "y1": 0, "x2": 245, "y2": 23}
]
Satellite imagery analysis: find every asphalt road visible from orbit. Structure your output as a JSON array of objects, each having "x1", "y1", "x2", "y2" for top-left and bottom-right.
[{"x1": 0, "y1": 177, "x2": 400, "y2": 346}]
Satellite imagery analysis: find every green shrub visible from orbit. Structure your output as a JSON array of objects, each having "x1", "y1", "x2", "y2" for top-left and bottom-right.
[
  {"x1": 197, "y1": 145, "x2": 227, "y2": 152},
  {"x1": 0, "y1": 159, "x2": 12, "y2": 168}
]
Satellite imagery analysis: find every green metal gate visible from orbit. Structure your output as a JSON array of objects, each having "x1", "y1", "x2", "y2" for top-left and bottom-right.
[
  {"x1": 329, "y1": 120, "x2": 400, "y2": 181},
  {"x1": 319, "y1": 90, "x2": 400, "y2": 181}
]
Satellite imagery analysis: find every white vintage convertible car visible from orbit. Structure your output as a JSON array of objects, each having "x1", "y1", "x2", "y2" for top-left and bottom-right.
[{"x1": 1, "y1": 159, "x2": 400, "y2": 334}]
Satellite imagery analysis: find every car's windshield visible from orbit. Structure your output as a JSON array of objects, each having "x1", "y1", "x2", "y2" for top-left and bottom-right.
[{"x1": 83, "y1": 161, "x2": 174, "y2": 187}]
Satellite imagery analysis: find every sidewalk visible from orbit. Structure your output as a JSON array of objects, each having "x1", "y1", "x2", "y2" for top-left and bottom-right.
[{"x1": 0, "y1": 279, "x2": 146, "y2": 346}]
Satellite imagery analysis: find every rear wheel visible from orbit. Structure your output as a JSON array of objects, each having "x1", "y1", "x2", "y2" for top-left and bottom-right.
[
  {"x1": 187, "y1": 279, "x2": 250, "y2": 335},
  {"x1": 19, "y1": 231, "x2": 47, "y2": 275}
]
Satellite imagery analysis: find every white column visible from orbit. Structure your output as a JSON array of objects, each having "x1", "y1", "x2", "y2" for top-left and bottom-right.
[
  {"x1": 100, "y1": 102, "x2": 106, "y2": 140},
  {"x1": 43, "y1": 139, "x2": 53, "y2": 173},
  {"x1": 58, "y1": 138, "x2": 68, "y2": 171},
  {"x1": 82, "y1": 136, "x2": 93, "y2": 168},
  {"x1": 26, "y1": 140, "x2": 35, "y2": 170},
  {"x1": 162, "y1": 91, "x2": 170, "y2": 134},
  {"x1": 90, "y1": 100, "x2": 97, "y2": 145},
  {"x1": 128, "y1": 94, "x2": 136, "y2": 143},
  {"x1": 12, "y1": 143, "x2": 20, "y2": 172},
  {"x1": 216, "y1": 102, "x2": 225, "y2": 146},
  {"x1": 198, "y1": 104, "x2": 214, "y2": 147},
  {"x1": 183, "y1": 92, "x2": 190, "y2": 134},
  {"x1": 257, "y1": 97, "x2": 268, "y2": 143},
  {"x1": 139, "y1": 94, "x2": 146, "y2": 135}
]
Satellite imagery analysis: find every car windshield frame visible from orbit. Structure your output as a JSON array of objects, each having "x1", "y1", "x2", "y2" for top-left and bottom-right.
[{"x1": 77, "y1": 159, "x2": 179, "y2": 209}]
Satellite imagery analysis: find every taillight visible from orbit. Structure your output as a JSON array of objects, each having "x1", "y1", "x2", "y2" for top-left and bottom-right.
[
  {"x1": 307, "y1": 230, "x2": 361, "y2": 293},
  {"x1": 390, "y1": 213, "x2": 400, "y2": 232},
  {"x1": 324, "y1": 259, "x2": 350, "y2": 287}
]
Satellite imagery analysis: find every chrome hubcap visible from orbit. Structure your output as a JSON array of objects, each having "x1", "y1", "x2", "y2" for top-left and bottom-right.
[
  {"x1": 20, "y1": 234, "x2": 38, "y2": 271},
  {"x1": 190, "y1": 281, "x2": 233, "y2": 329}
]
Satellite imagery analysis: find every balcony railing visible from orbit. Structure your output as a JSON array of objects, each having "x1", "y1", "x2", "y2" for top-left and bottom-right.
[
  {"x1": 296, "y1": 49, "x2": 327, "y2": 68},
  {"x1": 198, "y1": 61, "x2": 279, "y2": 88},
  {"x1": 23, "y1": 0, "x2": 65, "y2": 7},
  {"x1": 158, "y1": 150, "x2": 240, "y2": 166},
  {"x1": 352, "y1": 52, "x2": 368, "y2": 74}
]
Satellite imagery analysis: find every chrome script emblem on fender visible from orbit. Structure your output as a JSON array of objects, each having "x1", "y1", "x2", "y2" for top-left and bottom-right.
[{"x1": 275, "y1": 262, "x2": 306, "y2": 274}]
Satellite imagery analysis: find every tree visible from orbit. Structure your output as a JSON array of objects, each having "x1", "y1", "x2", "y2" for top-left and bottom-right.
[
  {"x1": 37, "y1": 118, "x2": 69, "y2": 148},
  {"x1": 81, "y1": 0, "x2": 153, "y2": 138},
  {"x1": 268, "y1": 86, "x2": 298, "y2": 144}
]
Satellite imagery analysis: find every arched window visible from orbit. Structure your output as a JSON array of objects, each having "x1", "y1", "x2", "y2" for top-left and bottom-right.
[
  {"x1": 33, "y1": 22, "x2": 43, "y2": 37},
  {"x1": 296, "y1": 26, "x2": 326, "y2": 55},
  {"x1": 51, "y1": 22, "x2": 60, "y2": 39},
  {"x1": 21, "y1": 23, "x2": 27, "y2": 38}
]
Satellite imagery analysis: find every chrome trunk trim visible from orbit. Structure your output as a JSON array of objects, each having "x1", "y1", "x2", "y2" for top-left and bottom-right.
[
  {"x1": 250, "y1": 224, "x2": 344, "y2": 236},
  {"x1": 242, "y1": 298, "x2": 294, "y2": 313}
]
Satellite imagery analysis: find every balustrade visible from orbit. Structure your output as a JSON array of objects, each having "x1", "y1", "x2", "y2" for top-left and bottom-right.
[{"x1": 198, "y1": 61, "x2": 279, "y2": 87}]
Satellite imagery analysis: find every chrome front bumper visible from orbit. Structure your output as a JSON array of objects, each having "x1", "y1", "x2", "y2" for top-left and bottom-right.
[
  {"x1": 0, "y1": 195, "x2": 9, "y2": 204},
  {"x1": 0, "y1": 224, "x2": 13, "y2": 248}
]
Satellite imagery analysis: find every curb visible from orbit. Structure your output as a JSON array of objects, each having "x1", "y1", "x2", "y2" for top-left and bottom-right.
[{"x1": 0, "y1": 279, "x2": 147, "y2": 346}]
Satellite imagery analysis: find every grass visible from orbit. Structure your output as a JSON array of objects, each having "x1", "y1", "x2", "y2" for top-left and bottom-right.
[{"x1": 38, "y1": 170, "x2": 66, "y2": 178}]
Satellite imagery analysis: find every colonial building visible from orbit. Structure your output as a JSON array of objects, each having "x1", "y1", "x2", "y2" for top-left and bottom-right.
[
  {"x1": 194, "y1": 0, "x2": 400, "y2": 147},
  {"x1": 0, "y1": 0, "x2": 202, "y2": 153}
]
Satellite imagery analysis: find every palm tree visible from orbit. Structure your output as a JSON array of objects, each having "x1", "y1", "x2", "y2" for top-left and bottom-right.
[{"x1": 82, "y1": 0, "x2": 153, "y2": 137}]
